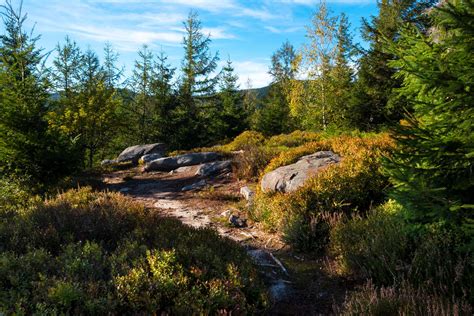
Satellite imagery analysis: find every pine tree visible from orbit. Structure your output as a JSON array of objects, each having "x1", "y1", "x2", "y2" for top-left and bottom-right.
[
  {"x1": 103, "y1": 42, "x2": 123, "y2": 89},
  {"x1": 385, "y1": 0, "x2": 474, "y2": 244},
  {"x1": 51, "y1": 36, "x2": 82, "y2": 99},
  {"x1": 149, "y1": 50, "x2": 176, "y2": 142},
  {"x1": 131, "y1": 45, "x2": 155, "y2": 144},
  {"x1": 349, "y1": 0, "x2": 436, "y2": 130},
  {"x1": 0, "y1": 0, "x2": 78, "y2": 188},
  {"x1": 252, "y1": 41, "x2": 296, "y2": 135},
  {"x1": 175, "y1": 11, "x2": 220, "y2": 148},
  {"x1": 329, "y1": 13, "x2": 354, "y2": 128},
  {"x1": 217, "y1": 58, "x2": 246, "y2": 139}
]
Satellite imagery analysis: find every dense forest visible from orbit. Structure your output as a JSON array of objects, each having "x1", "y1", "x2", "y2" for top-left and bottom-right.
[{"x1": 0, "y1": 0, "x2": 473, "y2": 314}]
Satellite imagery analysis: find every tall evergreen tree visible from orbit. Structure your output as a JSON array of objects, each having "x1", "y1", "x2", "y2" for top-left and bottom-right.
[
  {"x1": 385, "y1": 0, "x2": 474, "y2": 245},
  {"x1": 216, "y1": 58, "x2": 246, "y2": 139},
  {"x1": 149, "y1": 50, "x2": 176, "y2": 142},
  {"x1": 349, "y1": 0, "x2": 436, "y2": 130},
  {"x1": 103, "y1": 42, "x2": 123, "y2": 89},
  {"x1": 253, "y1": 41, "x2": 296, "y2": 135},
  {"x1": 175, "y1": 11, "x2": 220, "y2": 148},
  {"x1": 131, "y1": 45, "x2": 155, "y2": 144},
  {"x1": 51, "y1": 36, "x2": 82, "y2": 99},
  {"x1": 0, "y1": 0, "x2": 78, "y2": 188},
  {"x1": 329, "y1": 13, "x2": 354, "y2": 128}
]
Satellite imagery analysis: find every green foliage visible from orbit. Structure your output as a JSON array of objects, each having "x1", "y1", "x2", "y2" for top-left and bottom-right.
[
  {"x1": 214, "y1": 58, "x2": 247, "y2": 140},
  {"x1": 0, "y1": 187, "x2": 268, "y2": 314},
  {"x1": 0, "y1": 1, "x2": 80, "y2": 189},
  {"x1": 253, "y1": 134, "x2": 393, "y2": 252},
  {"x1": 252, "y1": 83, "x2": 294, "y2": 136},
  {"x1": 339, "y1": 280, "x2": 472, "y2": 316},
  {"x1": 385, "y1": 0, "x2": 474, "y2": 250},
  {"x1": 348, "y1": 0, "x2": 436, "y2": 130},
  {"x1": 331, "y1": 200, "x2": 474, "y2": 303},
  {"x1": 289, "y1": 2, "x2": 354, "y2": 131},
  {"x1": 330, "y1": 201, "x2": 410, "y2": 284}
]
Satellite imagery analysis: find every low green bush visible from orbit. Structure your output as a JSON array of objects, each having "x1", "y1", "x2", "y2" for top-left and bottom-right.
[
  {"x1": 253, "y1": 134, "x2": 393, "y2": 252},
  {"x1": 0, "y1": 187, "x2": 268, "y2": 314},
  {"x1": 330, "y1": 200, "x2": 409, "y2": 284},
  {"x1": 338, "y1": 281, "x2": 472, "y2": 316},
  {"x1": 330, "y1": 200, "x2": 474, "y2": 304}
]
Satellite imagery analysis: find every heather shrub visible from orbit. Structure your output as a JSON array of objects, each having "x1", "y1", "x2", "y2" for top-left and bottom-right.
[
  {"x1": 339, "y1": 281, "x2": 472, "y2": 316},
  {"x1": 330, "y1": 201, "x2": 409, "y2": 284},
  {"x1": 265, "y1": 130, "x2": 320, "y2": 148},
  {"x1": 0, "y1": 187, "x2": 268, "y2": 314},
  {"x1": 331, "y1": 200, "x2": 474, "y2": 304},
  {"x1": 253, "y1": 134, "x2": 393, "y2": 252}
]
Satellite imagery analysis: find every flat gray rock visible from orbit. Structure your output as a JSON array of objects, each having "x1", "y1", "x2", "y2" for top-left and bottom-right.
[
  {"x1": 144, "y1": 152, "x2": 220, "y2": 172},
  {"x1": 139, "y1": 153, "x2": 164, "y2": 164},
  {"x1": 261, "y1": 151, "x2": 340, "y2": 193},
  {"x1": 195, "y1": 160, "x2": 232, "y2": 177},
  {"x1": 117, "y1": 143, "x2": 166, "y2": 164},
  {"x1": 181, "y1": 179, "x2": 207, "y2": 192}
]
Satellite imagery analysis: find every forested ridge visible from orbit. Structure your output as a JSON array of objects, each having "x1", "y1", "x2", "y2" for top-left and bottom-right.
[{"x1": 0, "y1": 0, "x2": 473, "y2": 314}]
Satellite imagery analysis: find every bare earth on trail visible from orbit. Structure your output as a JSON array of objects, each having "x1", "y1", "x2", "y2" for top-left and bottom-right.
[{"x1": 101, "y1": 165, "x2": 353, "y2": 315}]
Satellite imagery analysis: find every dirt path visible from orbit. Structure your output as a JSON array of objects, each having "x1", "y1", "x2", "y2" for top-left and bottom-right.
[{"x1": 101, "y1": 165, "x2": 351, "y2": 315}]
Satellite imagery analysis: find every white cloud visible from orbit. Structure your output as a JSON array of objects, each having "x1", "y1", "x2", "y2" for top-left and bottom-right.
[
  {"x1": 60, "y1": 24, "x2": 183, "y2": 51},
  {"x1": 264, "y1": 25, "x2": 303, "y2": 34},
  {"x1": 233, "y1": 60, "x2": 272, "y2": 88}
]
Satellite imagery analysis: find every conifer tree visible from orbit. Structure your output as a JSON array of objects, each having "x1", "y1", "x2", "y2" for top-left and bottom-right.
[
  {"x1": 217, "y1": 58, "x2": 246, "y2": 139},
  {"x1": 103, "y1": 42, "x2": 123, "y2": 89},
  {"x1": 51, "y1": 36, "x2": 82, "y2": 99},
  {"x1": 349, "y1": 0, "x2": 436, "y2": 130},
  {"x1": 329, "y1": 13, "x2": 354, "y2": 128},
  {"x1": 175, "y1": 11, "x2": 219, "y2": 148},
  {"x1": 252, "y1": 41, "x2": 296, "y2": 135},
  {"x1": 150, "y1": 50, "x2": 176, "y2": 142},
  {"x1": 131, "y1": 45, "x2": 155, "y2": 144},
  {"x1": 0, "y1": 0, "x2": 78, "y2": 187},
  {"x1": 385, "y1": 0, "x2": 474, "y2": 244}
]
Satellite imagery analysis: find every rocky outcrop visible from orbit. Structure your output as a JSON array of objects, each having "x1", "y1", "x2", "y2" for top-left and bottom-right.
[
  {"x1": 261, "y1": 151, "x2": 340, "y2": 193},
  {"x1": 144, "y1": 152, "x2": 220, "y2": 172},
  {"x1": 195, "y1": 160, "x2": 232, "y2": 177},
  {"x1": 101, "y1": 159, "x2": 117, "y2": 166},
  {"x1": 139, "y1": 153, "x2": 164, "y2": 164},
  {"x1": 181, "y1": 179, "x2": 207, "y2": 192},
  {"x1": 117, "y1": 143, "x2": 166, "y2": 164}
]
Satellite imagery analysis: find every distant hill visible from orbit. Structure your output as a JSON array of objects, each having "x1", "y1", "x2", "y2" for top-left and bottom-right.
[{"x1": 240, "y1": 85, "x2": 270, "y2": 100}]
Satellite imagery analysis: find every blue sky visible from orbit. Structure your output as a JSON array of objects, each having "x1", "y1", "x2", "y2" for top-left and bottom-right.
[{"x1": 16, "y1": 0, "x2": 377, "y2": 88}]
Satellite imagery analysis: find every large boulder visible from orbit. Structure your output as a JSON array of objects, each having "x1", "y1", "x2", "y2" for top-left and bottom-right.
[
  {"x1": 261, "y1": 151, "x2": 341, "y2": 193},
  {"x1": 195, "y1": 160, "x2": 232, "y2": 177},
  {"x1": 144, "y1": 152, "x2": 220, "y2": 172},
  {"x1": 117, "y1": 143, "x2": 166, "y2": 164}
]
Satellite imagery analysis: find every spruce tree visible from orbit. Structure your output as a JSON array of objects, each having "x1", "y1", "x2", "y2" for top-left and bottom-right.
[
  {"x1": 175, "y1": 11, "x2": 219, "y2": 148},
  {"x1": 217, "y1": 58, "x2": 246, "y2": 139},
  {"x1": 150, "y1": 50, "x2": 176, "y2": 142},
  {"x1": 131, "y1": 45, "x2": 155, "y2": 144},
  {"x1": 0, "y1": 0, "x2": 78, "y2": 188},
  {"x1": 253, "y1": 41, "x2": 296, "y2": 135},
  {"x1": 349, "y1": 0, "x2": 436, "y2": 130},
  {"x1": 385, "y1": 0, "x2": 474, "y2": 245}
]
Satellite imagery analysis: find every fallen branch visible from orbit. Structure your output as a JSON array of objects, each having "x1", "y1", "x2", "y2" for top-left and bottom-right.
[{"x1": 269, "y1": 252, "x2": 289, "y2": 276}]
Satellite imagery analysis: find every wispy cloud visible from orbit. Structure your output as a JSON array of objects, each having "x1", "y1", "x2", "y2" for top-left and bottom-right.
[
  {"x1": 264, "y1": 25, "x2": 303, "y2": 34},
  {"x1": 233, "y1": 60, "x2": 272, "y2": 88}
]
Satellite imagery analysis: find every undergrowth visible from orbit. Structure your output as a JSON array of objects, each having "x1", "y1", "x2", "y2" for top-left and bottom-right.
[{"x1": 0, "y1": 187, "x2": 268, "y2": 314}]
